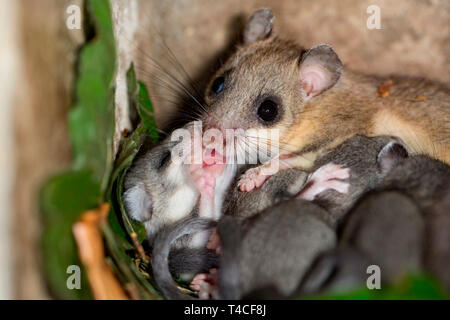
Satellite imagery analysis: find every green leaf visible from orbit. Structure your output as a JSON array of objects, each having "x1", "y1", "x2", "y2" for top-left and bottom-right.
[
  {"x1": 102, "y1": 222, "x2": 162, "y2": 299},
  {"x1": 69, "y1": 0, "x2": 116, "y2": 196},
  {"x1": 101, "y1": 64, "x2": 161, "y2": 299},
  {"x1": 108, "y1": 125, "x2": 147, "y2": 195},
  {"x1": 105, "y1": 63, "x2": 160, "y2": 246},
  {"x1": 40, "y1": 0, "x2": 162, "y2": 300},
  {"x1": 126, "y1": 62, "x2": 138, "y2": 99},
  {"x1": 96, "y1": 63, "x2": 161, "y2": 299},
  {"x1": 126, "y1": 64, "x2": 159, "y2": 143},
  {"x1": 301, "y1": 274, "x2": 449, "y2": 300},
  {"x1": 137, "y1": 82, "x2": 159, "y2": 142},
  {"x1": 40, "y1": 170, "x2": 101, "y2": 300},
  {"x1": 107, "y1": 125, "x2": 148, "y2": 248}
]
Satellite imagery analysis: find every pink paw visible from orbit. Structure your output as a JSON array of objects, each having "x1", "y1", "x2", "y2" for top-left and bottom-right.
[
  {"x1": 191, "y1": 171, "x2": 216, "y2": 217},
  {"x1": 189, "y1": 147, "x2": 227, "y2": 217},
  {"x1": 189, "y1": 147, "x2": 225, "y2": 198},
  {"x1": 297, "y1": 163, "x2": 350, "y2": 201},
  {"x1": 190, "y1": 269, "x2": 219, "y2": 300},
  {"x1": 237, "y1": 167, "x2": 269, "y2": 192},
  {"x1": 193, "y1": 172, "x2": 216, "y2": 198}
]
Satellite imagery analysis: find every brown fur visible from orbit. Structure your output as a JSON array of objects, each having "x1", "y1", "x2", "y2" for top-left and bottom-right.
[{"x1": 202, "y1": 36, "x2": 450, "y2": 166}]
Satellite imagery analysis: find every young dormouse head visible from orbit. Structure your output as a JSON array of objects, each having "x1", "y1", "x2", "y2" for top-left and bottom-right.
[
  {"x1": 123, "y1": 136, "x2": 199, "y2": 245},
  {"x1": 123, "y1": 123, "x2": 228, "y2": 247},
  {"x1": 201, "y1": 8, "x2": 342, "y2": 155}
]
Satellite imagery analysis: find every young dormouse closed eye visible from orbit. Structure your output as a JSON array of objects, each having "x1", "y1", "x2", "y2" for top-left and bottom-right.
[{"x1": 200, "y1": 8, "x2": 450, "y2": 193}]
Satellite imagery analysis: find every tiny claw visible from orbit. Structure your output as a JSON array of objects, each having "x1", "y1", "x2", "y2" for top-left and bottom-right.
[{"x1": 238, "y1": 166, "x2": 269, "y2": 192}]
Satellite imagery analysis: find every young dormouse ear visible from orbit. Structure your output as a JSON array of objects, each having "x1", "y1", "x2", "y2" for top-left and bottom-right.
[
  {"x1": 243, "y1": 8, "x2": 274, "y2": 45},
  {"x1": 299, "y1": 44, "x2": 342, "y2": 101},
  {"x1": 123, "y1": 184, "x2": 152, "y2": 222},
  {"x1": 377, "y1": 141, "x2": 408, "y2": 174}
]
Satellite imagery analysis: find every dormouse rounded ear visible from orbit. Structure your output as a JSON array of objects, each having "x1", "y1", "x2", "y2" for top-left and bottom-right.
[
  {"x1": 243, "y1": 8, "x2": 274, "y2": 45},
  {"x1": 377, "y1": 141, "x2": 409, "y2": 174},
  {"x1": 299, "y1": 44, "x2": 343, "y2": 101},
  {"x1": 123, "y1": 184, "x2": 152, "y2": 222}
]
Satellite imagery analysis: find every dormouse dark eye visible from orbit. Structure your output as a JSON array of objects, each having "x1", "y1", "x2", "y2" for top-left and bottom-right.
[
  {"x1": 257, "y1": 99, "x2": 279, "y2": 122},
  {"x1": 211, "y1": 76, "x2": 225, "y2": 94}
]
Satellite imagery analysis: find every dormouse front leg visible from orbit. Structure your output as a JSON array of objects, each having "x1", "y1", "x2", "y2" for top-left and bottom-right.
[
  {"x1": 190, "y1": 148, "x2": 226, "y2": 218},
  {"x1": 297, "y1": 163, "x2": 350, "y2": 201},
  {"x1": 237, "y1": 152, "x2": 316, "y2": 192}
]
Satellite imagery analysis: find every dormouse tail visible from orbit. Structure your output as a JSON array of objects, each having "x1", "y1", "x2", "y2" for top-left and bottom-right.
[{"x1": 151, "y1": 217, "x2": 216, "y2": 300}]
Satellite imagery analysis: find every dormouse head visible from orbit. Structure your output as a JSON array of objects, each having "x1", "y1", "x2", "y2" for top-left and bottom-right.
[
  {"x1": 123, "y1": 132, "x2": 200, "y2": 243},
  {"x1": 202, "y1": 8, "x2": 343, "y2": 139}
]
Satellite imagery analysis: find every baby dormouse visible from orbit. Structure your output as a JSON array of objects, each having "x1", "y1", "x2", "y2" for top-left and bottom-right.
[
  {"x1": 213, "y1": 136, "x2": 412, "y2": 299},
  {"x1": 217, "y1": 200, "x2": 335, "y2": 299},
  {"x1": 218, "y1": 138, "x2": 450, "y2": 299},
  {"x1": 148, "y1": 203, "x2": 335, "y2": 300},
  {"x1": 200, "y1": 8, "x2": 450, "y2": 193},
  {"x1": 300, "y1": 152, "x2": 450, "y2": 295},
  {"x1": 123, "y1": 122, "x2": 235, "y2": 250},
  {"x1": 150, "y1": 135, "x2": 411, "y2": 299},
  {"x1": 224, "y1": 135, "x2": 408, "y2": 227}
]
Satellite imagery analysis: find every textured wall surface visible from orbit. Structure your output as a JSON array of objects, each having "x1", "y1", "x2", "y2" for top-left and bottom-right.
[
  {"x1": 13, "y1": 0, "x2": 83, "y2": 299},
  {"x1": 0, "y1": 0, "x2": 19, "y2": 300},
  {"x1": 111, "y1": 0, "x2": 138, "y2": 154}
]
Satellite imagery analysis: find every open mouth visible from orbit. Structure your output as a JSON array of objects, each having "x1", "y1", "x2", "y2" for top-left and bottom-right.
[{"x1": 201, "y1": 148, "x2": 226, "y2": 176}]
